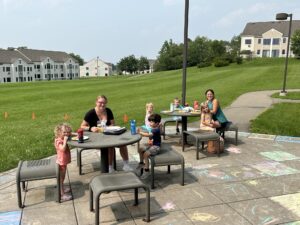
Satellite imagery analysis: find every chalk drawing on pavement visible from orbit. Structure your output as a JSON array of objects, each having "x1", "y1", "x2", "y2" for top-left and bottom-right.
[{"x1": 260, "y1": 151, "x2": 299, "y2": 162}]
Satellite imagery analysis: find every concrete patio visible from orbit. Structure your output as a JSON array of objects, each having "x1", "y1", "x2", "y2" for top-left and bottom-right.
[{"x1": 1, "y1": 126, "x2": 300, "y2": 225}]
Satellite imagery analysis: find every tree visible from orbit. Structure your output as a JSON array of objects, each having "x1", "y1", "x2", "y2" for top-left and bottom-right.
[
  {"x1": 117, "y1": 55, "x2": 139, "y2": 74},
  {"x1": 210, "y1": 40, "x2": 226, "y2": 58},
  {"x1": 229, "y1": 35, "x2": 241, "y2": 57},
  {"x1": 291, "y1": 29, "x2": 300, "y2": 58},
  {"x1": 138, "y1": 56, "x2": 149, "y2": 72},
  {"x1": 69, "y1": 53, "x2": 84, "y2": 65},
  {"x1": 188, "y1": 36, "x2": 212, "y2": 67}
]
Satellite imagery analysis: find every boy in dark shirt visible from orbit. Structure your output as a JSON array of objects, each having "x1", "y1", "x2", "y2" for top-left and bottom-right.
[{"x1": 137, "y1": 113, "x2": 161, "y2": 179}]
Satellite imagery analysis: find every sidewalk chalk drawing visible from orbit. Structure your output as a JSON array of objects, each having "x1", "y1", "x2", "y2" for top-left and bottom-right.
[
  {"x1": 0, "y1": 211, "x2": 21, "y2": 225},
  {"x1": 191, "y1": 212, "x2": 220, "y2": 222},
  {"x1": 260, "y1": 151, "x2": 300, "y2": 162},
  {"x1": 161, "y1": 201, "x2": 176, "y2": 211},
  {"x1": 190, "y1": 168, "x2": 235, "y2": 181},
  {"x1": 226, "y1": 147, "x2": 241, "y2": 154},
  {"x1": 271, "y1": 193, "x2": 300, "y2": 217},
  {"x1": 251, "y1": 205, "x2": 279, "y2": 225},
  {"x1": 275, "y1": 135, "x2": 300, "y2": 144},
  {"x1": 248, "y1": 133, "x2": 276, "y2": 140},
  {"x1": 283, "y1": 222, "x2": 300, "y2": 225},
  {"x1": 193, "y1": 164, "x2": 218, "y2": 170},
  {"x1": 229, "y1": 166, "x2": 264, "y2": 179},
  {"x1": 251, "y1": 161, "x2": 299, "y2": 176}
]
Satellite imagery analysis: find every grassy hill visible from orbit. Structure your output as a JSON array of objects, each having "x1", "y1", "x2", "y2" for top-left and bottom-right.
[{"x1": 0, "y1": 58, "x2": 299, "y2": 172}]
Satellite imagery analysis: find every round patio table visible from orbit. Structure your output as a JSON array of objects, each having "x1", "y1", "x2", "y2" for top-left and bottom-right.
[
  {"x1": 68, "y1": 130, "x2": 141, "y2": 173},
  {"x1": 160, "y1": 110, "x2": 201, "y2": 144}
]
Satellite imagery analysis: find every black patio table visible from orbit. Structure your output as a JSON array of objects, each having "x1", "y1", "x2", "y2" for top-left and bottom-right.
[
  {"x1": 160, "y1": 110, "x2": 201, "y2": 144},
  {"x1": 68, "y1": 130, "x2": 141, "y2": 173}
]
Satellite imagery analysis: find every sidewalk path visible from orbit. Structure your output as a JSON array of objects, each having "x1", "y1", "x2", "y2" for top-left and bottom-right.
[{"x1": 221, "y1": 89, "x2": 300, "y2": 132}]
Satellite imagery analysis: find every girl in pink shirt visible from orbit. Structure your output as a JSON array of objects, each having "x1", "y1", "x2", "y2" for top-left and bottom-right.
[{"x1": 54, "y1": 123, "x2": 72, "y2": 201}]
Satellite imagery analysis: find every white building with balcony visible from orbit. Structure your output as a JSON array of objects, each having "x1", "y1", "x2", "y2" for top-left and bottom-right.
[
  {"x1": 0, "y1": 47, "x2": 79, "y2": 83},
  {"x1": 240, "y1": 20, "x2": 300, "y2": 58}
]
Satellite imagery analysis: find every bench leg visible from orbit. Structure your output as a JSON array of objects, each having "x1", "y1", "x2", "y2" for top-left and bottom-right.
[
  {"x1": 167, "y1": 165, "x2": 170, "y2": 174},
  {"x1": 134, "y1": 188, "x2": 138, "y2": 206},
  {"x1": 151, "y1": 160, "x2": 155, "y2": 189},
  {"x1": 196, "y1": 139, "x2": 200, "y2": 160},
  {"x1": 235, "y1": 130, "x2": 238, "y2": 145},
  {"x1": 95, "y1": 194, "x2": 100, "y2": 225},
  {"x1": 17, "y1": 181, "x2": 23, "y2": 208},
  {"x1": 89, "y1": 186, "x2": 94, "y2": 211},
  {"x1": 181, "y1": 158, "x2": 185, "y2": 186},
  {"x1": 78, "y1": 149, "x2": 83, "y2": 175}
]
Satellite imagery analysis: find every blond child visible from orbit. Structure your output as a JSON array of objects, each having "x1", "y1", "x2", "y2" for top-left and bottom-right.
[
  {"x1": 141, "y1": 102, "x2": 154, "y2": 132},
  {"x1": 54, "y1": 123, "x2": 73, "y2": 201},
  {"x1": 173, "y1": 97, "x2": 183, "y2": 134},
  {"x1": 137, "y1": 114, "x2": 161, "y2": 179},
  {"x1": 200, "y1": 102, "x2": 215, "y2": 131}
]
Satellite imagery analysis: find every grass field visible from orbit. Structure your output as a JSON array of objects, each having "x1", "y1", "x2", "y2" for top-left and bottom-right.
[{"x1": 1, "y1": 58, "x2": 300, "y2": 172}]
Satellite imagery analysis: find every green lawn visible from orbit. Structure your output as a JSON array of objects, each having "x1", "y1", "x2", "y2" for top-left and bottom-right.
[
  {"x1": 271, "y1": 91, "x2": 300, "y2": 100},
  {"x1": 1, "y1": 58, "x2": 300, "y2": 172}
]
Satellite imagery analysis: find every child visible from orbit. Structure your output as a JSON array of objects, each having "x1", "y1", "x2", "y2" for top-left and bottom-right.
[
  {"x1": 54, "y1": 123, "x2": 73, "y2": 201},
  {"x1": 199, "y1": 102, "x2": 215, "y2": 131},
  {"x1": 137, "y1": 113, "x2": 161, "y2": 179},
  {"x1": 140, "y1": 102, "x2": 154, "y2": 132},
  {"x1": 173, "y1": 97, "x2": 183, "y2": 134}
]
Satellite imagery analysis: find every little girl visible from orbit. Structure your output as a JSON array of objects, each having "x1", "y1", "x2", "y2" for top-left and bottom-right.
[
  {"x1": 200, "y1": 102, "x2": 215, "y2": 131},
  {"x1": 141, "y1": 102, "x2": 154, "y2": 132},
  {"x1": 54, "y1": 123, "x2": 73, "y2": 201}
]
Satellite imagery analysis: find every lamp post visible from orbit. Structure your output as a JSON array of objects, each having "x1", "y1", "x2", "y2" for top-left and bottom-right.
[
  {"x1": 276, "y1": 13, "x2": 293, "y2": 96},
  {"x1": 182, "y1": 0, "x2": 189, "y2": 105}
]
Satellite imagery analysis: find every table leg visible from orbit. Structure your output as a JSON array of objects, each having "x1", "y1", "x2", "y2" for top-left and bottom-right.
[
  {"x1": 181, "y1": 116, "x2": 187, "y2": 144},
  {"x1": 100, "y1": 148, "x2": 109, "y2": 173}
]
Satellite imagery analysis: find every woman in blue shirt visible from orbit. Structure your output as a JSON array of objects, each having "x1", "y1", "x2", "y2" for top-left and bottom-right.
[{"x1": 204, "y1": 89, "x2": 228, "y2": 128}]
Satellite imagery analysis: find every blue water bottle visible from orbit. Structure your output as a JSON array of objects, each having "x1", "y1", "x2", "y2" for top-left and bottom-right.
[{"x1": 130, "y1": 120, "x2": 136, "y2": 135}]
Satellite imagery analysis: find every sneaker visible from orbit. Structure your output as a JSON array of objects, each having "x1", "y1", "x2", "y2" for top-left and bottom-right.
[
  {"x1": 61, "y1": 193, "x2": 73, "y2": 201},
  {"x1": 109, "y1": 167, "x2": 115, "y2": 173},
  {"x1": 123, "y1": 164, "x2": 133, "y2": 172},
  {"x1": 140, "y1": 171, "x2": 151, "y2": 180}
]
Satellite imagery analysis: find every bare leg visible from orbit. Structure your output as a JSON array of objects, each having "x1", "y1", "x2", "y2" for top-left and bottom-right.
[
  {"x1": 59, "y1": 165, "x2": 67, "y2": 195},
  {"x1": 119, "y1": 146, "x2": 129, "y2": 161},
  {"x1": 143, "y1": 151, "x2": 151, "y2": 169}
]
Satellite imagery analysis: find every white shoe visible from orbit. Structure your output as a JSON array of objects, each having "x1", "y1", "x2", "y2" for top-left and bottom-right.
[
  {"x1": 109, "y1": 168, "x2": 115, "y2": 173},
  {"x1": 140, "y1": 171, "x2": 151, "y2": 180},
  {"x1": 122, "y1": 164, "x2": 133, "y2": 172}
]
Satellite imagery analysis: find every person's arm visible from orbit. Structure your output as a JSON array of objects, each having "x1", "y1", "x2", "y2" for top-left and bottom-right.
[
  {"x1": 137, "y1": 127, "x2": 152, "y2": 137},
  {"x1": 80, "y1": 119, "x2": 98, "y2": 132},
  {"x1": 211, "y1": 99, "x2": 219, "y2": 114},
  {"x1": 56, "y1": 137, "x2": 69, "y2": 152}
]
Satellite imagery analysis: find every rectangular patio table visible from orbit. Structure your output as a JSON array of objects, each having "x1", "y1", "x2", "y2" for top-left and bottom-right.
[
  {"x1": 160, "y1": 110, "x2": 201, "y2": 144},
  {"x1": 68, "y1": 130, "x2": 142, "y2": 173}
]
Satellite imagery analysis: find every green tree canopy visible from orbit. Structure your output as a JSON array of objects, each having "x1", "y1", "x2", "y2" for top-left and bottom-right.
[
  {"x1": 291, "y1": 29, "x2": 300, "y2": 58},
  {"x1": 69, "y1": 53, "x2": 84, "y2": 65},
  {"x1": 138, "y1": 56, "x2": 150, "y2": 71}
]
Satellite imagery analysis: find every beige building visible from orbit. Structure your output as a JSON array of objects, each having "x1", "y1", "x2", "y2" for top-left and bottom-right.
[
  {"x1": 0, "y1": 47, "x2": 79, "y2": 83},
  {"x1": 80, "y1": 57, "x2": 112, "y2": 77},
  {"x1": 240, "y1": 20, "x2": 300, "y2": 58}
]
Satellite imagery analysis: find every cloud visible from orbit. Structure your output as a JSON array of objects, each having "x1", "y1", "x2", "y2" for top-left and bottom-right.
[{"x1": 162, "y1": 0, "x2": 181, "y2": 6}]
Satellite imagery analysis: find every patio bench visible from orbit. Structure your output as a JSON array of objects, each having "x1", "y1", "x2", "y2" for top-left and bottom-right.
[
  {"x1": 16, "y1": 157, "x2": 60, "y2": 208},
  {"x1": 89, "y1": 172, "x2": 150, "y2": 224},
  {"x1": 149, "y1": 143, "x2": 185, "y2": 189},
  {"x1": 183, "y1": 130, "x2": 221, "y2": 159}
]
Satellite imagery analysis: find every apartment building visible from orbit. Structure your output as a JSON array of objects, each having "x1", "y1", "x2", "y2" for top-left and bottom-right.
[
  {"x1": 80, "y1": 57, "x2": 112, "y2": 77},
  {"x1": 0, "y1": 47, "x2": 79, "y2": 83},
  {"x1": 240, "y1": 20, "x2": 300, "y2": 58}
]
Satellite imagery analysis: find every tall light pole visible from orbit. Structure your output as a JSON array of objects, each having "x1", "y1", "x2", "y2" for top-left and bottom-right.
[
  {"x1": 276, "y1": 13, "x2": 293, "y2": 96},
  {"x1": 182, "y1": 0, "x2": 189, "y2": 105}
]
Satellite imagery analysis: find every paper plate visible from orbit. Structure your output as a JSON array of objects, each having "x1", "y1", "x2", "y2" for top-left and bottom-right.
[{"x1": 71, "y1": 136, "x2": 89, "y2": 141}]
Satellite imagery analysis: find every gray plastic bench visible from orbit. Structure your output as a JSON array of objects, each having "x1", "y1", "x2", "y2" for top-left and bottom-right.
[
  {"x1": 89, "y1": 172, "x2": 150, "y2": 224},
  {"x1": 16, "y1": 157, "x2": 60, "y2": 208},
  {"x1": 183, "y1": 130, "x2": 221, "y2": 159},
  {"x1": 217, "y1": 122, "x2": 238, "y2": 145},
  {"x1": 161, "y1": 117, "x2": 182, "y2": 140},
  {"x1": 149, "y1": 143, "x2": 185, "y2": 189}
]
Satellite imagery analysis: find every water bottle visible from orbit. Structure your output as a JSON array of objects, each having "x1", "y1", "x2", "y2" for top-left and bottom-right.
[
  {"x1": 170, "y1": 103, "x2": 174, "y2": 111},
  {"x1": 130, "y1": 120, "x2": 136, "y2": 135}
]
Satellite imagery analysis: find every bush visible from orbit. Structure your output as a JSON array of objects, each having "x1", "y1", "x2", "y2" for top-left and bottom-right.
[
  {"x1": 236, "y1": 56, "x2": 243, "y2": 64},
  {"x1": 197, "y1": 61, "x2": 212, "y2": 68},
  {"x1": 214, "y1": 58, "x2": 230, "y2": 67}
]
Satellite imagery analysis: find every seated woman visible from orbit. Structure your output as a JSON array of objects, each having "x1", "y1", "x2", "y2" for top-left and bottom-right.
[
  {"x1": 80, "y1": 95, "x2": 133, "y2": 173},
  {"x1": 203, "y1": 89, "x2": 229, "y2": 129}
]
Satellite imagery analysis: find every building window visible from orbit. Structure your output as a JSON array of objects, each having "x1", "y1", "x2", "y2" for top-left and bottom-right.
[
  {"x1": 258, "y1": 39, "x2": 261, "y2": 44},
  {"x1": 245, "y1": 39, "x2": 252, "y2": 44},
  {"x1": 283, "y1": 38, "x2": 286, "y2": 43},
  {"x1": 262, "y1": 50, "x2": 270, "y2": 57},
  {"x1": 257, "y1": 50, "x2": 261, "y2": 55},
  {"x1": 86, "y1": 67, "x2": 89, "y2": 70},
  {"x1": 86, "y1": 72, "x2": 89, "y2": 76},
  {"x1": 37, "y1": 65, "x2": 40, "y2": 69},
  {"x1": 272, "y1": 38, "x2": 280, "y2": 45},
  {"x1": 3, "y1": 67, "x2": 5, "y2": 72},
  {"x1": 263, "y1": 39, "x2": 271, "y2": 45},
  {"x1": 282, "y1": 49, "x2": 286, "y2": 55},
  {"x1": 19, "y1": 59, "x2": 22, "y2": 64},
  {"x1": 6, "y1": 67, "x2": 10, "y2": 72}
]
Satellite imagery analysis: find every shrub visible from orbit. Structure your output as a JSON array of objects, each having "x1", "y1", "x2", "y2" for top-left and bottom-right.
[
  {"x1": 197, "y1": 61, "x2": 212, "y2": 68},
  {"x1": 214, "y1": 58, "x2": 230, "y2": 67},
  {"x1": 236, "y1": 56, "x2": 243, "y2": 64}
]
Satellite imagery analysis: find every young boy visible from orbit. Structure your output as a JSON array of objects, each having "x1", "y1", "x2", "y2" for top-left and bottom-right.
[{"x1": 137, "y1": 113, "x2": 161, "y2": 179}]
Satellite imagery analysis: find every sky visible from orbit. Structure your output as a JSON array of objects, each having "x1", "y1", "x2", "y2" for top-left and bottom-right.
[{"x1": 1, "y1": 0, "x2": 300, "y2": 64}]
